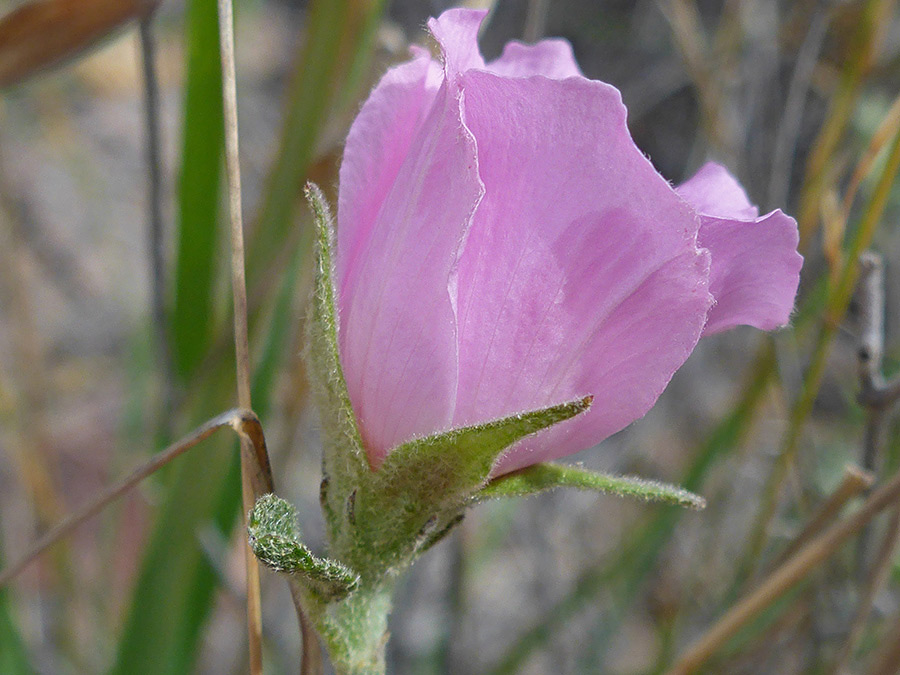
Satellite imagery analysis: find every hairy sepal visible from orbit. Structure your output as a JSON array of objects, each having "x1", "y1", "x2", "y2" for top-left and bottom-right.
[
  {"x1": 305, "y1": 183, "x2": 369, "y2": 544},
  {"x1": 350, "y1": 396, "x2": 593, "y2": 572},
  {"x1": 248, "y1": 494, "x2": 359, "y2": 601},
  {"x1": 472, "y1": 462, "x2": 706, "y2": 509}
]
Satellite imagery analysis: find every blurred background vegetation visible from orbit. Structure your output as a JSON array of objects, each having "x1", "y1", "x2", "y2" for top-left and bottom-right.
[{"x1": 2, "y1": 0, "x2": 900, "y2": 673}]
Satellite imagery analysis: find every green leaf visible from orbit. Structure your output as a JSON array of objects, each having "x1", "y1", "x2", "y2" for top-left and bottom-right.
[
  {"x1": 472, "y1": 463, "x2": 706, "y2": 509},
  {"x1": 249, "y1": 494, "x2": 359, "y2": 601},
  {"x1": 0, "y1": 606, "x2": 31, "y2": 675},
  {"x1": 169, "y1": 0, "x2": 224, "y2": 381}
]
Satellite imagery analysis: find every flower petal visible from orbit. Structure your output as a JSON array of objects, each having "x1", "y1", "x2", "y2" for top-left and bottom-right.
[
  {"x1": 486, "y1": 39, "x2": 583, "y2": 79},
  {"x1": 427, "y1": 8, "x2": 486, "y2": 76},
  {"x1": 677, "y1": 161, "x2": 759, "y2": 220},
  {"x1": 697, "y1": 210, "x2": 802, "y2": 335},
  {"x1": 337, "y1": 79, "x2": 483, "y2": 467},
  {"x1": 337, "y1": 49, "x2": 442, "y2": 303},
  {"x1": 676, "y1": 163, "x2": 802, "y2": 335},
  {"x1": 451, "y1": 71, "x2": 713, "y2": 475}
]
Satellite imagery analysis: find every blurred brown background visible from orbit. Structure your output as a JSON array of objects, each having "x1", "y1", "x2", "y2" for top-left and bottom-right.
[{"x1": 2, "y1": 1, "x2": 899, "y2": 673}]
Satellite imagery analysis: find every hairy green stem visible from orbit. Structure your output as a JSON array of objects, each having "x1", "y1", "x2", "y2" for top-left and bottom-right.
[{"x1": 304, "y1": 581, "x2": 395, "y2": 675}]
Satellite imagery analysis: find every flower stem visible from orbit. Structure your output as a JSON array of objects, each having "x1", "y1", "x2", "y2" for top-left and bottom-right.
[{"x1": 305, "y1": 580, "x2": 395, "y2": 675}]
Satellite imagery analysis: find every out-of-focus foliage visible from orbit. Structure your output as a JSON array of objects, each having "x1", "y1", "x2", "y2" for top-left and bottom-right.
[
  {"x1": 0, "y1": 0, "x2": 158, "y2": 87},
  {"x1": 2, "y1": 0, "x2": 900, "y2": 673}
]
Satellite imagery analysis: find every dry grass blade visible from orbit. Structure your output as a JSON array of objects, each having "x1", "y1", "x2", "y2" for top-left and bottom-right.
[
  {"x1": 216, "y1": 0, "x2": 265, "y2": 671},
  {"x1": 867, "y1": 611, "x2": 900, "y2": 675},
  {"x1": 0, "y1": 0, "x2": 160, "y2": 87},
  {"x1": 661, "y1": 0, "x2": 727, "y2": 153},
  {"x1": 795, "y1": 0, "x2": 895, "y2": 246},
  {"x1": 774, "y1": 464, "x2": 873, "y2": 567},
  {"x1": 666, "y1": 465, "x2": 900, "y2": 675},
  {"x1": 841, "y1": 94, "x2": 900, "y2": 219},
  {"x1": 821, "y1": 189, "x2": 846, "y2": 278},
  {"x1": 828, "y1": 505, "x2": 900, "y2": 675},
  {"x1": 0, "y1": 409, "x2": 264, "y2": 589}
]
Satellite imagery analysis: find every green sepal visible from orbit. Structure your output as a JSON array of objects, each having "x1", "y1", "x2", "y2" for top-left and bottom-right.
[
  {"x1": 416, "y1": 513, "x2": 465, "y2": 555},
  {"x1": 378, "y1": 395, "x2": 593, "y2": 498},
  {"x1": 305, "y1": 183, "x2": 369, "y2": 541},
  {"x1": 472, "y1": 462, "x2": 706, "y2": 509},
  {"x1": 248, "y1": 494, "x2": 359, "y2": 601},
  {"x1": 352, "y1": 396, "x2": 593, "y2": 568},
  {"x1": 306, "y1": 182, "x2": 367, "y2": 468}
]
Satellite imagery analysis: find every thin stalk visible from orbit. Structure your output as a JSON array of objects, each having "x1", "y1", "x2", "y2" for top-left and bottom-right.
[
  {"x1": 826, "y1": 251, "x2": 900, "y2": 673},
  {"x1": 795, "y1": 0, "x2": 894, "y2": 245},
  {"x1": 138, "y1": 13, "x2": 174, "y2": 426},
  {"x1": 766, "y1": 8, "x2": 828, "y2": 208},
  {"x1": 773, "y1": 464, "x2": 873, "y2": 567},
  {"x1": 290, "y1": 582, "x2": 323, "y2": 675},
  {"x1": 828, "y1": 504, "x2": 900, "y2": 675},
  {"x1": 214, "y1": 0, "x2": 263, "y2": 672},
  {"x1": 867, "y1": 610, "x2": 900, "y2": 674},
  {"x1": 856, "y1": 252, "x2": 888, "y2": 571},
  {"x1": 0, "y1": 409, "x2": 264, "y2": 588},
  {"x1": 523, "y1": 0, "x2": 548, "y2": 41}
]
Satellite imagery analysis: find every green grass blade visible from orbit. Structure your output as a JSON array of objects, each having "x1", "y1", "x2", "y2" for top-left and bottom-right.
[
  {"x1": 245, "y1": 0, "x2": 387, "y2": 297},
  {"x1": 110, "y1": 422, "x2": 240, "y2": 675},
  {"x1": 113, "y1": 1, "x2": 388, "y2": 671},
  {"x1": 0, "y1": 602, "x2": 31, "y2": 674},
  {"x1": 169, "y1": 0, "x2": 224, "y2": 380},
  {"x1": 0, "y1": 546, "x2": 34, "y2": 675},
  {"x1": 112, "y1": 0, "x2": 227, "y2": 670},
  {"x1": 249, "y1": 231, "x2": 310, "y2": 412}
]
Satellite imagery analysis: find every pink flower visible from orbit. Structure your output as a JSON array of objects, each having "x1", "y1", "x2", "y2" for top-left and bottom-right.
[{"x1": 335, "y1": 8, "x2": 801, "y2": 476}]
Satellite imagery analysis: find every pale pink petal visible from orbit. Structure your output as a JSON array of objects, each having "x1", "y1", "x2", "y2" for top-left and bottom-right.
[
  {"x1": 451, "y1": 71, "x2": 713, "y2": 475},
  {"x1": 337, "y1": 49, "x2": 443, "y2": 303},
  {"x1": 494, "y1": 249, "x2": 711, "y2": 475},
  {"x1": 697, "y1": 210, "x2": 802, "y2": 335},
  {"x1": 337, "y1": 79, "x2": 482, "y2": 467},
  {"x1": 676, "y1": 163, "x2": 802, "y2": 336},
  {"x1": 427, "y1": 9, "x2": 486, "y2": 76},
  {"x1": 487, "y1": 40, "x2": 583, "y2": 79},
  {"x1": 677, "y1": 161, "x2": 759, "y2": 220}
]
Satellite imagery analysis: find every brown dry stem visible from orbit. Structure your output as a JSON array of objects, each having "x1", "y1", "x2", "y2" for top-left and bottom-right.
[
  {"x1": 0, "y1": 409, "x2": 265, "y2": 588},
  {"x1": 215, "y1": 0, "x2": 265, "y2": 671}
]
